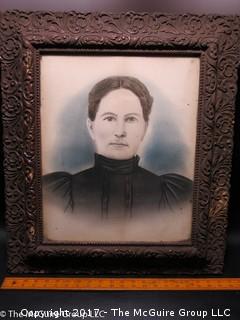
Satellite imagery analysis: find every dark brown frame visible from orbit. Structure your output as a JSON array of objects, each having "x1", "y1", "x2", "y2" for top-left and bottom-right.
[{"x1": 0, "y1": 11, "x2": 239, "y2": 275}]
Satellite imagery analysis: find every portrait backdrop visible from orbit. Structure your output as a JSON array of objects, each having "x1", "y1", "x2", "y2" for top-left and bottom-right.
[
  {"x1": 41, "y1": 55, "x2": 199, "y2": 178},
  {"x1": 41, "y1": 55, "x2": 200, "y2": 243}
]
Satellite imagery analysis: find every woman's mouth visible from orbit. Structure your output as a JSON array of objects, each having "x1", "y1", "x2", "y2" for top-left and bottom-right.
[{"x1": 109, "y1": 142, "x2": 128, "y2": 148}]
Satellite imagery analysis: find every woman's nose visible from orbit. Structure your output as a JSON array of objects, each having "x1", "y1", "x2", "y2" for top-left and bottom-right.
[{"x1": 114, "y1": 120, "x2": 126, "y2": 137}]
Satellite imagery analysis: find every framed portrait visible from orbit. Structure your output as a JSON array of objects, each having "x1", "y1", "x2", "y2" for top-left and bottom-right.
[
  {"x1": 41, "y1": 54, "x2": 197, "y2": 244},
  {"x1": 1, "y1": 11, "x2": 239, "y2": 274}
]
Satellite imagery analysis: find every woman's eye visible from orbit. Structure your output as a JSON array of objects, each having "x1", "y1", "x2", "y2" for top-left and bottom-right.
[
  {"x1": 125, "y1": 116, "x2": 138, "y2": 123},
  {"x1": 103, "y1": 116, "x2": 116, "y2": 122}
]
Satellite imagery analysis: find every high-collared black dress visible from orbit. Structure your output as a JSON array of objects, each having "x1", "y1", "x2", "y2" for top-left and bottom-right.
[{"x1": 43, "y1": 154, "x2": 192, "y2": 220}]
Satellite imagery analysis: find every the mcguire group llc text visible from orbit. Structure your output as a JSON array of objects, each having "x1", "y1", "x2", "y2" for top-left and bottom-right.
[{"x1": 2, "y1": 307, "x2": 231, "y2": 319}]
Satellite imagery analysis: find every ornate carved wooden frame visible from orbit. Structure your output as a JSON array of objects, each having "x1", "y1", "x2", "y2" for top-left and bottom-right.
[{"x1": 0, "y1": 11, "x2": 239, "y2": 275}]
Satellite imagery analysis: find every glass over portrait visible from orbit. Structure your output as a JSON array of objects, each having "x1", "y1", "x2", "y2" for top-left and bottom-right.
[{"x1": 41, "y1": 55, "x2": 199, "y2": 243}]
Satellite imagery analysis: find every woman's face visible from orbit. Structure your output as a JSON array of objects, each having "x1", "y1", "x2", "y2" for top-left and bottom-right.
[{"x1": 87, "y1": 88, "x2": 148, "y2": 160}]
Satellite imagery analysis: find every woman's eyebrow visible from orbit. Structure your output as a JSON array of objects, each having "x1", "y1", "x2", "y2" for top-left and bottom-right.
[
  {"x1": 100, "y1": 112, "x2": 117, "y2": 117},
  {"x1": 124, "y1": 113, "x2": 141, "y2": 117}
]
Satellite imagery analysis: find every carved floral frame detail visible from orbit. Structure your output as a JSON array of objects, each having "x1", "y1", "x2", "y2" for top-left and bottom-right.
[{"x1": 0, "y1": 11, "x2": 239, "y2": 274}]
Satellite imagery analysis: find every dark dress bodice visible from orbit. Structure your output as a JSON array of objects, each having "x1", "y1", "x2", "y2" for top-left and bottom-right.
[{"x1": 43, "y1": 154, "x2": 192, "y2": 220}]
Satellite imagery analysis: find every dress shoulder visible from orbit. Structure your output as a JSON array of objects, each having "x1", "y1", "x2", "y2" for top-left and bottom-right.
[
  {"x1": 42, "y1": 172, "x2": 73, "y2": 211},
  {"x1": 158, "y1": 173, "x2": 193, "y2": 209}
]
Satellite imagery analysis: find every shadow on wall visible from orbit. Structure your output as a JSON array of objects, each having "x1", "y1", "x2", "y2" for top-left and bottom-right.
[{"x1": 2, "y1": 0, "x2": 240, "y2": 14}]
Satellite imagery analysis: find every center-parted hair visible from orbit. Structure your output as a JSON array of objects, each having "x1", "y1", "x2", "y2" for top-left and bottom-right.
[{"x1": 88, "y1": 76, "x2": 153, "y2": 121}]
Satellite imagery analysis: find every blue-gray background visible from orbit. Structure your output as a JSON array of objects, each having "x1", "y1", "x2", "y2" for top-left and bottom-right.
[
  {"x1": 53, "y1": 87, "x2": 188, "y2": 175},
  {"x1": 41, "y1": 56, "x2": 198, "y2": 177}
]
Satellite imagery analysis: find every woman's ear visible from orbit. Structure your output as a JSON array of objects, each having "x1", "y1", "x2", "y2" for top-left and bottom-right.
[{"x1": 86, "y1": 118, "x2": 95, "y2": 141}]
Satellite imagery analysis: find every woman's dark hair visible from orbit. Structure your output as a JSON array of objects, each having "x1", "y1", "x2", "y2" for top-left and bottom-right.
[{"x1": 88, "y1": 76, "x2": 153, "y2": 121}]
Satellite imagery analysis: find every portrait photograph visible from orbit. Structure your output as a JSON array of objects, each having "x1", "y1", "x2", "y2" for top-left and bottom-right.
[{"x1": 41, "y1": 54, "x2": 200, "y2": 243}]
